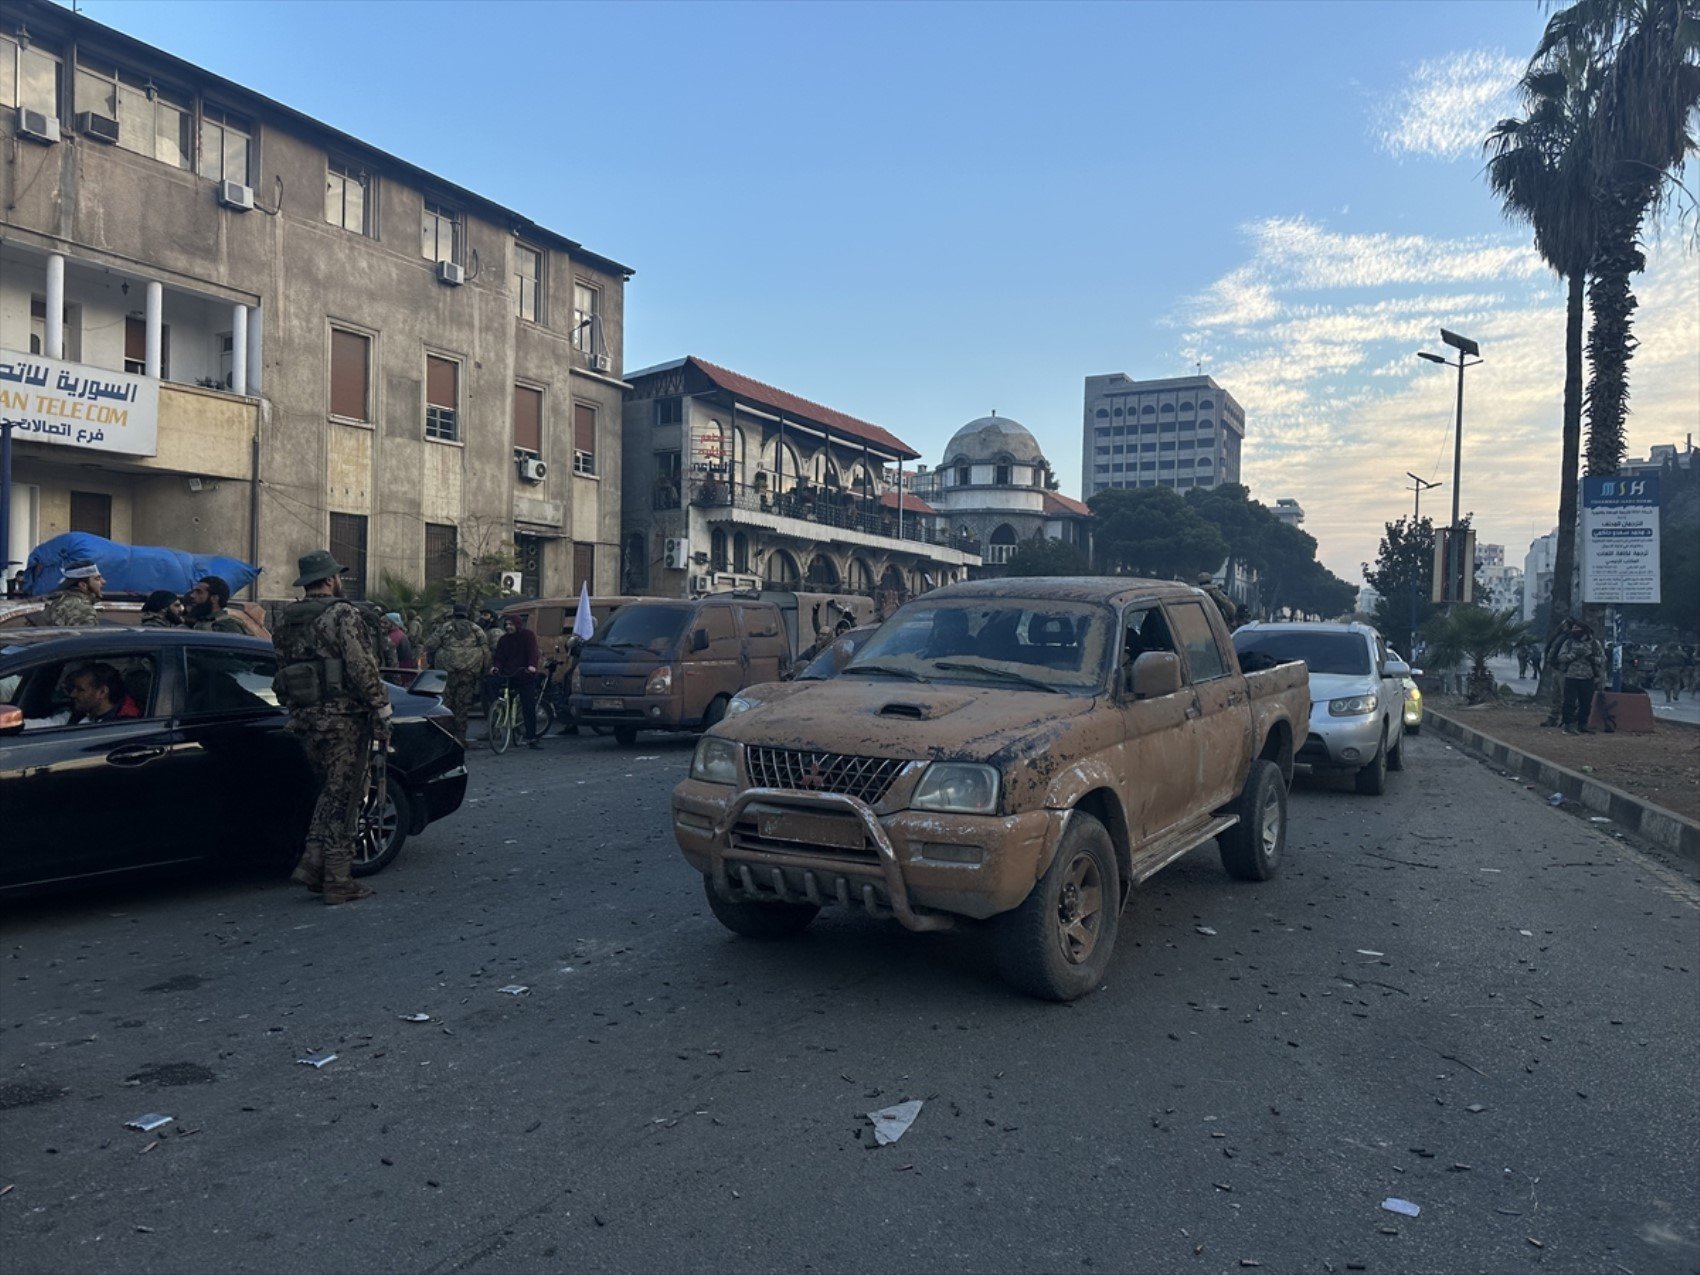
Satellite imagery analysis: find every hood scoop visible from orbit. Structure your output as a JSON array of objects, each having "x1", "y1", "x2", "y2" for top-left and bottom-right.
[{"x1": 878, "y1": 702, "x2": 930, "y2": 720}]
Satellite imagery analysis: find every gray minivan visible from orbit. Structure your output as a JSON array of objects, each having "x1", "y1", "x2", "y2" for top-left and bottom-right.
[{"x1": 571, "y1": 596, "x2": 790, "y2": 745}]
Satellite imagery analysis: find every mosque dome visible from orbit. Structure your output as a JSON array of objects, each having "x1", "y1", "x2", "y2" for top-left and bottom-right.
[{"x1": 942, "y1": 414, "x2": 1046, "y2": 467}]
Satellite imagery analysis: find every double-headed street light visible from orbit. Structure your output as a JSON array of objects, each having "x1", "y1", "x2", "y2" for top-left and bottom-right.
[{"x1": 1418, "y1": 329, "x2": 1481, "y2": 604}]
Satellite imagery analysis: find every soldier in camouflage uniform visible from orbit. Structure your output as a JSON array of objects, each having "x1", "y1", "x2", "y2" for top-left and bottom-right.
[
  {"x1": 424, "y1": 603, "x2": 490, "y2": 745},
  {"x1": 41, "y1": 560, "x2": 105, "y2": 626},
  {"x1": 1196, "y1": 572, "x2": 1243, "y2": 630},
  {"x1": 272, "y1": 549, "x2": 391, "y2": 904},
  {"x1": 1654, "y1": 643, "x2": 1686, "y2": 703},
  {"x1": 187, "y1": 575, "x2": 251, "y2": 635},
  {"x1": 1553, "y1": 618, "x2": 1605, "y2": 735}
]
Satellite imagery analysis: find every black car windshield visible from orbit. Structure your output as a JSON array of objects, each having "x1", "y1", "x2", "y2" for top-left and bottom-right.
[
  {"x1": 1234, "y1": 629, "x2": 1371, "y2": 676},
  {"x1": 845, "y1": 600, "x2": 1113, "y2": 695},
  {"x1": 590, "y1": 604, "x2": 690, "y2": 653}
]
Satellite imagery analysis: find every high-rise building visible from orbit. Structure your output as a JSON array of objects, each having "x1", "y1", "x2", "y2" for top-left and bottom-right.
[
  {"x1": 1478, "y1": 543, "x2": 1505, "y2": 568},
  {"x1": 1081, "y1": 374, "x2": 1244, "y2": 498},
  {"x1": 1272, "y1": 498, "x2": 1305, "y2": 527}
]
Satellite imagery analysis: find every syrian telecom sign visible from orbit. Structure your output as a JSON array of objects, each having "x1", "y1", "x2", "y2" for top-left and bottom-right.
[
  {"x1": 1581, "y1": 475, "x2": 1660, "y2": 605},
  {"x1": 0, "y1": 348, "x2": 160, "y2": 457}
]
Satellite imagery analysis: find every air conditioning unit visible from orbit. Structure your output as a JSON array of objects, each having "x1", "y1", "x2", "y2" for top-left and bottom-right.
[
  {"x1": 16, "y1": 107, "x2": 59, "y2": 145},
  {"x1": 663, "y1": 537, "x2": 690, "y2": 571},
  {"x1": 591, "y1": 352, "x2": 611, "y2": 373},
  {"x1": 690, "y1": 574, "x2": 715, "y2": 594},
  {"x1": 76, "y1": 111, "x2": 120, "y2": 144},
  {"x1": 517, "y1": 455, "x2": 548, "y2": 483},
  {"x1": 216, "y1": 180, "x2": 254, "y2": 211},
  {"x1": 436, "y1": 260, "x2": 465, "y2": 286},
  {"x1": 499, "y1": 571, "x2": 524, "y2": 594}
]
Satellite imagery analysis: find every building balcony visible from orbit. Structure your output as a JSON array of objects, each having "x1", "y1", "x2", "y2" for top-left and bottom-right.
[{"x1": 689, "y1": 480, "x2": 980, "y2": 566}]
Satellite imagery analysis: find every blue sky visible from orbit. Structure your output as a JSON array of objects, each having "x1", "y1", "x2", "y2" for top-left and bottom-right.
[{"x1": 86, "y1": 0, "x2": 1699, "y2": 580}]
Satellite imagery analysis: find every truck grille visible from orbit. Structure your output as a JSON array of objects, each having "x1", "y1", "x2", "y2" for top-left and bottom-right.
[{"x1": 745, "y1": 747, "x2": 909, "y2": 805}]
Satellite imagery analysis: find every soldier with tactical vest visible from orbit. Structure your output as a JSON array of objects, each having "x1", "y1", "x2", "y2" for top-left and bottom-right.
[
  {"x1": 1196, "y1": 572, "x2": 1243, "y2": 630},
  {"x1": 424, "y1": 603, "x2": 490, "y2": 745},
  {"x1": 41, "y1": 560, "x2": 105, "y2": 626},
  {"x1": 272, "y1": 549, "x2": 391, "y2": 904}
]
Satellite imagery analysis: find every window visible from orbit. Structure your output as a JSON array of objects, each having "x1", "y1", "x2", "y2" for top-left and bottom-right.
[
  {"x1": 1094, "y1": 408, "x2": 1109, "y2": 419},
  {"x1": 995, "y1": 464, "x2": 1011, "y2": 486},
  {"x1": 69, "y1": 491, "x2": 111, "y2": 537},
  {"x1": 329, "y1": 327, "x2": 371, "y2": 422},
  {"x1": 986, "y1": 524, "x2": 1020, "y2": 566},
  {"x1": 424, "y1": 523, "x2": 458, "y2": 592},
  {"x1": 1168, "y1": 601, "x2": 1228, "y2": 681},
  {"x1": 425, "y1": 355, "x2": 459, "y2": 442},
  {"x1": 515, "y1": 245, "x2": 543, "y2": 321},
  {"x1": 710, "y1": 528, "x2": 728, "y2": 571},
  {"x1": 75, "y1": 60, "x2": 191, "y2": 168},
  {"x1": 572, "y1": 543, "x2": 595, "y2": 595},
  {"x1": 653, "y1": 397, "x2": 683, "y2": 427},
  {"x1": 653, "y1": 449, "x2": 682, "y2": 510},
  {"x1": 1141, "y1": 404, "x2": 1156, "y2": 417},
  {"x1": 421, "y1": 201, "x2": 460, "y2": 264},
  {"x1": 5, "y1": 653, "x2": 160, "y2": 728},
  {"x1": 325, "y1": 161, "x2": 370, "y2": 234},
  {"x1": 956, "y1": 463, "x2": 970, "y2": 487},
  {"x1": 329, "y1": 512, "x2": 368, "y2": 600},
  {"x1": 185, "y1": 647, "x2": 278, "y2": 714},
  {"x1": 198, "y1": 105, "x2": 252, "y2": 185},
  {"x1": 2, "y1": 36, "x2": 62, "y2": 116},
  {"x1": 573, "y1": 402, "x2": 596, "y2": 475},
  {"x1": 732, "y1": 531, "x2": 750, "y2": 573},
  {"x1": 512, "y1": 383, "x2": 543, "y2": 455},
  {"x1": 571, "y1": 281, "x2": 599, "y2": 352}
]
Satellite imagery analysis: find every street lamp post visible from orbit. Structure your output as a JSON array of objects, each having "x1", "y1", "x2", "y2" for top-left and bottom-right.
[
  {"x1": 1404, "y1": 472, "x2": 1442, "y2": 656},
  {"x1": 1417, "y1": 329, "x2": 1481, "y2": 606}
]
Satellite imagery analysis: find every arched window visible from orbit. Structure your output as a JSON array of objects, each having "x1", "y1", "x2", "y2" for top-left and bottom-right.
[
  {"x1": 764, "y1": 548, "x2": 800, "y2": 585},
  {"x1": 1141, "y1": 404, "x2": 1156, "y2": 417},
  {"x1": 988, "y1": 523, "x2": 1020, "y2": 566},
  {"x1": 956, "y1": 463, "x2": 971, "y2": 487},
  {"x1": 710, "y1": 528, "x2": 728, "y2": 571},
  {"x1": 1112, "y1": 406, "x2": 1124, "y2": 417},
  {"x1": 1178, "y1": 400, "x2": 1193, "y2": 412},
  {"x1": 732, "y1": 531, "x2": 750, "y2": 572},
  {"x1": 805, "y1": 553, "x2": 840, "y2": 588},
  {"x1": 1199, "y1": 398, "x2": 1214, "y2": 410},
  {"x1": 1197, "y1": 418, "x2": 1213, "y2": 430},
  {"x1": 881, "y1": 565, "x2": 906, "y2": 597},
  {"x1": 1095, "y1": 407, "x2": 1109, "y2": 419},
  {"x1": 1160, "y1": 403, "x2": 1175, "y2": 414},
  {"x1": 848, "y1": 557, "x2": 875, "y2": 594}
]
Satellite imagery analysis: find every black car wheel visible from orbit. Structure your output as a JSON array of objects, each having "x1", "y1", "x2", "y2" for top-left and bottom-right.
[{"x1": 353, "y1": 779, "x2": 410, "y2": 876}]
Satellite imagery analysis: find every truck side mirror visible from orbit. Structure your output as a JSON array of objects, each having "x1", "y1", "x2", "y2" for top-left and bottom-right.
[
  {"x1": 1129, "y1": 651, "x2": 1181, "y2": 700},
  {"x1": 1383, "y1": 658, "x2": 1411, "y2": 678},
  {"x1": 691, "y1": 628, "x2": 710, "y2": 652}
]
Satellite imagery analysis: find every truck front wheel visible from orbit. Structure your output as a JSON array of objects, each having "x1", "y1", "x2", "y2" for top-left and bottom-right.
[
  {"x1": 995, "y1": 811, "x2": 1120, "y2": 1001},
  {"x1": 1218, "y1": 759, "x2": 1286, "y2": 882},
  {"x1": 702, "y1": 874, "x2": 819, "y2": 939}
]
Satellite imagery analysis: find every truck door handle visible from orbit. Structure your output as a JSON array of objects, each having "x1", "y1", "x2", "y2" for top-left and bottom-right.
[
  {"x1": 107, "y1": 744, "x2": 167, "y2": 767},
  {"x1": 1184, "y1": 704, "x2": 1202, "y2": 720}
]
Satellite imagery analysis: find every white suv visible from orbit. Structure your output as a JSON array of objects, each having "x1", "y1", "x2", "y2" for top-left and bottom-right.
[{"x1": 1232, "y1": 621, "x2": 1410, "y2": 795}]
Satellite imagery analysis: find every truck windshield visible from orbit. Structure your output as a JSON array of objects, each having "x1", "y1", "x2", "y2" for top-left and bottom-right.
[
  {"x1": 846, "y1": 600, "x2": 1113, "y2": 694},
  {"x1": 590, "y1": 604, "x2": 690, "y2": 653},
  {"x1": 1233, "y1": 629, "x2": 1371, "y2": 676}
]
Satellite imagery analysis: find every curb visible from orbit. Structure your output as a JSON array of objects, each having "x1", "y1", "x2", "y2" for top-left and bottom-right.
[{"x1": 1424, "y1": 708, "x2": 1700, "y2": 865}]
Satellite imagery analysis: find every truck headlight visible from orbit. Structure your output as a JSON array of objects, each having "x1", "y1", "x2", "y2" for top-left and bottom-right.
[
  {"x1": 1328, "y1": 694, "x2": 1378, "y2": 716},
  {"x1": 911, "y1": 763, "x2": 999, "y2": 814},
  {"x1": 646, "y1": 665, "x2": 673, "y2": 696},
  {"x1": 726, "y1": 693, "x2": 757, "y2": 717},
  {"x1": 690, "y1": 736, "x2": 740, "y2": 785}
]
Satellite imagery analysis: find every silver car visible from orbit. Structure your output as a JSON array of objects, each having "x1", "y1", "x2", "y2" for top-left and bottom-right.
[{"x1": 1233, "y1": 622, "x2": 1410, "y2": 795}]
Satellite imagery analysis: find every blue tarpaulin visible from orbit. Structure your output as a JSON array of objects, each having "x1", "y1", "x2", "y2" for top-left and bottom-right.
[{"x1": 21, "y1": 533, "x2": 261, "y2": 597}]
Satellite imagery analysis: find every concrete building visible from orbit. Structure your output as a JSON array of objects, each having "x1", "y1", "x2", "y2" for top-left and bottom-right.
[
  {"x1": 1271, "y1": 498, "x2": 1304, "y2": 527},
  {"x1": 1523, "y1": 530, "x2": 1558, "y2": 623},
  {"x1": 1, "y1": 0, "x2": 631, "y2": 600},
  {"x1": 1481, "y1": 563, "x2": 1523, "y2": 613},
  {"x1": 1478, "y1": 542, "x2": 1505, "y2": 568},
  {"x1": 620, "y1": 357, "x2": 979, "y2": 606},
  {"x1": 1621, "y1": 438, "x2": 1696, "y2": 479},
  {"x1": 910, "y1": 414, "x2": 1092, "y2": 575},
  {"x1": 1081, "y1": 374, "x2": 1245, "y2": 498}
]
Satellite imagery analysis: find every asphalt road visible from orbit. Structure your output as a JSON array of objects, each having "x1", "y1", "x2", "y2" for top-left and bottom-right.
[{"x1": 3, "y1": 729, "x2": 1697, "y2": 1275}]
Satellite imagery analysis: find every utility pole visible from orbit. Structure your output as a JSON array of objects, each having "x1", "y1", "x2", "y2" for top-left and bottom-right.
[
  {"x1": 1418, "y1": 329, "x2": 1481, "y2": 606},
  {"x1": 1404, "y1": 473, "x2": 1442, "y2": 656}
]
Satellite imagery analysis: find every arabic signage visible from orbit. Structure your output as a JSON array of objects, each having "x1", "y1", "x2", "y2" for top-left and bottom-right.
[
  {"x1": 0, "y1": 348, "x2": 160, "y2": 457},
  {"x1": 1581, "y1": 474, "x2": 1660, "y2": 604}
]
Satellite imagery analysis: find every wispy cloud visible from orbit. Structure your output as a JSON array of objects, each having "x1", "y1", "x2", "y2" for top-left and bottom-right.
[{"x1": 1377, "y1": 49, "x2": 1523, "y2": 160}]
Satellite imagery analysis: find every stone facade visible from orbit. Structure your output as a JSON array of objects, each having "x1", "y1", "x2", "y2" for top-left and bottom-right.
[{"x1": 1, "y1": 0, "x2": 630, "y2": 601}]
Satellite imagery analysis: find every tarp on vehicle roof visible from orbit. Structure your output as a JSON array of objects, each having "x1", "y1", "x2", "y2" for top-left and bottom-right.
[{"x1": 20, "y1": 533, "x2": 261, "y2": 598}]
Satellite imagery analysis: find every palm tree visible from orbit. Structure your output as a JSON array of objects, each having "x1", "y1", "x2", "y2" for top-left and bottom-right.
[
  {"x1": 1536, "y1": 0, "x2": 1700, "y2": 476},
  {"x1": 1486, "y1": 51, "x2": 1602, "y2": 704},
  {"x1": 1421, "y1": 606, "x2": 1530, "y2": 706}
]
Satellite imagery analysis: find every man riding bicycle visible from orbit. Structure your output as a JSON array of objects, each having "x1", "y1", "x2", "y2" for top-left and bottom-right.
[{"x1": 487, "y1": 613, "x2": 542, "y2": 749}]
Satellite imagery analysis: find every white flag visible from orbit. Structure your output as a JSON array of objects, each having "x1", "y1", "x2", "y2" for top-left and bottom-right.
[{"x1": 572, "y1": 580, "x2": 595, "y2": 640}]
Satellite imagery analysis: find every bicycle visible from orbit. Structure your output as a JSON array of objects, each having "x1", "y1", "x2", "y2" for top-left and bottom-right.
[{"x1": 486, "y1": 675, "x2": 555, "y2": 754}]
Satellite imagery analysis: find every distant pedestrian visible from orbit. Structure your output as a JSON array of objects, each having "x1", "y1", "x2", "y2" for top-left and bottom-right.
[
  {"x1": 1553, "y1": 618, "x2": 1605, "y2": 735},
  {"x1": 271, "y1": 549, "x2": 390, "y2": 905},
  {"x1": 487, "y1": 614, "x2": 542, "y2": 748},
  {"x1": 140, "y1": 589, "x2": 185, "y2": 627},
  {"x1": 41, "y1": 560, "x2": 105, "y2": 626},
  {"x1": 1654, "y1": 643, "x2": 1685, "y2": 703},
  {"x1": 1528, "y1": 642, "x2": 1543, "y2": 679},
  {"x1": 383, "y1": 612, "x2": 417, "y2": 669},
  {"x1": 1514, "y1": 641, "x2": 1531, "y2": 679},
  {"x1": 424, "y1": 604, "x2": 490, "y2": 745}
]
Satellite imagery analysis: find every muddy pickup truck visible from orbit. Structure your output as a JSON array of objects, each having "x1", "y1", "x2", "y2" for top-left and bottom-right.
[{"x1": 671, "y1": 578, "x2": 1310, "y2": 1000}]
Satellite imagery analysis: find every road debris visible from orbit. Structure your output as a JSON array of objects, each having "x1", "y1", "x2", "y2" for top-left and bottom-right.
[
  {"x1": 124, "y1": 1113, "x2": 173, "y2": 1132},
  {"x1": 297, "y1": 1052, "x2": 337, "y2": 1068},
  {"x1": 1466, "y1": 1103, "x2": 1487, "y2": 1113},
  {"x1": 1381, "y1": 1198, "x2": 1421, "y2": 1217},
  {"x1": 399, "y1": 1013, "x2": 431, "y2": 1023},
  {"x1": 1548, "y1": 793, "x2": 1564, "y2": 806},
  {"x1": 1196, "y1": 926, "x2": 1217, "y2": 936},
  {"x1": 1356, "y1": 949, "x2": 1385, "y2": 958},
  {"x1": 867, "y1": 1099, "x2": 923, "y2": 1146},
  {"x1": 498, "y1": 985, "x2": 529, "y2": 996}
]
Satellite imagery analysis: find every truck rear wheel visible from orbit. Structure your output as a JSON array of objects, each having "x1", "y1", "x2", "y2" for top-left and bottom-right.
[
  {"x1": 702, "y1": 875, "x2": 819, "y2": 939},
  {"x1": 1218, "y1": 759, "x2": 1285, "y2": 882},
  {"x1": 995, "y1": 811, "x2": 1119, "y2": 1001}
]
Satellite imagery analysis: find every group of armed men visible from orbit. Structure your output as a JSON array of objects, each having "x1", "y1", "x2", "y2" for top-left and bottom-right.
[{"x1": 41, "y1": 560, "x2": 266, "y2": 636}]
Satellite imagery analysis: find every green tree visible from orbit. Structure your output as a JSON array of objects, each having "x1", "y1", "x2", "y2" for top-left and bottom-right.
[
  {"x1": 1182, "y1": 484, "x2": 1353, "y2": 619},
  {"x1": 1003, "y1": 535, "x2": 1093, "y2": 577},
  {"x1": 370, "y1": 571, "x2": 447, "y2": 637},
  {"x1": 1090, "y1": 487, "x2": 1228, "y2": 581},
  {"x1": 1486, "y1": 49, "x2": 1602, "y2": 691},
  {"x1": 1535, "y1": 0, "x2": 1700, "y2": 476},
  {"x1": 1363, "y1": 516, "x2": 1438, "y2": 658},
  {"x1": 1421, "y1": 605, "x2": 1530, "y2": 705}
]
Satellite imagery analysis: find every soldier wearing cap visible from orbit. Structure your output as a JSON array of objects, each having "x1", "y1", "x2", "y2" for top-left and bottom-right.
[
  {"x1": 1196, "y1": 571, "x2": 1243, "y2": 630},
  {"x1": 42, "y1": 560, "x2": 105, "y2": 627},
  {"x1": 271, "y1": 549, "x2": 391, "y2": 904}
]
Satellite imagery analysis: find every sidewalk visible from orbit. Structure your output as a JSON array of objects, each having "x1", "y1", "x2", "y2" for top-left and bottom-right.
[{"x1": 1486, "y1": 655, "x2": 1700, "y2": 726}]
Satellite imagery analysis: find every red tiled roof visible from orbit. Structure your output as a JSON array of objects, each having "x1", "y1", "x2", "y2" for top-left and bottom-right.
[
  {"x1": 685, "y1": 357, "x2": 921, "y2": 460},
  {"x1": 880, "y1": 490, "x2": 937, "y2": 515},
  {"x1": 1043, "y1": 491, "x2": 1093, "y2": 518}
]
